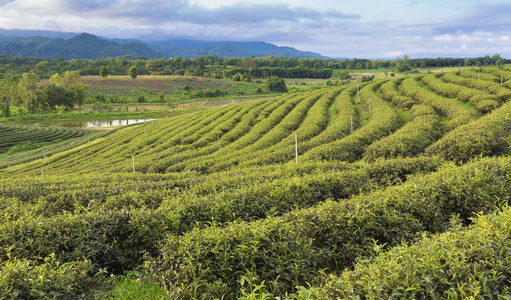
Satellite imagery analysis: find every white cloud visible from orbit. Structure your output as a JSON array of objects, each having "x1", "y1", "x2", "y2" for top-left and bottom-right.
[{"x1": 0, "y1": 0, "x2": 510, "y2": 57}]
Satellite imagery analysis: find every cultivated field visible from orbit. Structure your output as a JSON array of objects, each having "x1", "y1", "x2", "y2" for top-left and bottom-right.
[
  {"x1": 82, "y1": 75, "x2": 275, "y2": 103},
  {"x1": 1, "y1": 66, "x2": 511, "y2": 298}
]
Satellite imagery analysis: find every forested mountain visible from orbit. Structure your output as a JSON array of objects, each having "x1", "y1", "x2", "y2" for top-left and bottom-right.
[{"x1": 0, "y1": 31, "x2": 326, "y2": 60}]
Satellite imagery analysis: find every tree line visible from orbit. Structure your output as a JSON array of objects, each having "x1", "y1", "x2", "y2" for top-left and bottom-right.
[
  {"x1": 0, "y1": 54, "x2": 508, "y2": 82},
  {"x1": 0, "y1": 71, "x2": 87, "y2": 116}
]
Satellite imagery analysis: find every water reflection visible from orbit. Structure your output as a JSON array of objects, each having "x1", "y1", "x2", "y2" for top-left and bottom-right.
[
  {"x1": 83, "y1": 119, "x2": 159, "y2": 128},
  {"x1": 28, "y1": 118, "x2": 160, "y2": 128}
]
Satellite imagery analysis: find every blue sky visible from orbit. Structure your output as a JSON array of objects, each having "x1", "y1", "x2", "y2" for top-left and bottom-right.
[{"x1": 0, "y1": 0, "x2": 510, "y2": 58}]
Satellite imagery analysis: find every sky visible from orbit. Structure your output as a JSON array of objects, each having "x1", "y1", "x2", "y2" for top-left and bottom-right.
[{"x1": 0, "y1": 0, "x2": 510, "y2": 58}]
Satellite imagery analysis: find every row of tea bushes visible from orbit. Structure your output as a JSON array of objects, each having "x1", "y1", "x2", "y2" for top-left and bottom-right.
[
  {"x1": 301, "y1": 82, "x2": 401, "y2": 162},
  {"x1": 363, "y1": 104, "x2": 443, "y2": 161},
  {"x1": 0, "y1": 255, "x2": 105, "y2": 299},
  {"x1": 400, "y1": 77, "x2": 478, "y2": 130},
  {"x1": 443, "y1": 70, "x2": 511, "y2": 101},
  {"x1": 297, "y1": 206, "x2": 511, "y2": 299},
  {"x1": 379, "y1": 78, "x2": 417, "y2": 109},
  {"x1": 239, "y1": 88, "x2": 344, "y2": 166},
  {"x1": 145, "y1": 156, "x2": 511, "y2": 298},
  {"x1": 0, "y1": 129, "x2": 114, "y2": 169},
  {"x1": 421, "y1": 74, "x2": 499, "y2": 112},
  {"x1": 0, "y1": 124, "x2": 93, "y2": 154},
  {"x1": 0, "y1": 156, "x2": 445, "y2": 277},
  {"x1": 426, "y1": 99, "x2": 511, "y2": 163}
]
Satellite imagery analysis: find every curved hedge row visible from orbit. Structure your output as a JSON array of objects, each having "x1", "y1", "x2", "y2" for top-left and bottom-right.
[
  {"x1": 146, "y1": 156, "x2": 511, "y2": 298},
  {"x1": 426, "y1": 99, "x2": 511, "y2": 163},
  {"x1": 239, "y1": 87, "x2": 345, "y2": 166},
  {"x1": 0, "y1": 124, "x2": 93, "y2": 153},
  {"x1": 300, "y1": 206, "x2": 511, "y2": 299},
  {"x1": 302, "y1": 81, "x2": 401, "y2": 162},
  {"x1": 0, "y1": 157, "x2": 445, "y2": 277},
  {"x1": 421, "y1": 73, "x2": 497, "y2": 111},
  {"x1": 400, "y1": 77, "x2": 478, "y2": 130},
  {"x1": 379, "y1": 78, "x2": 417, "y2": 109},
  {"x1": 363, "y1": 104, "x2": 442, "y2": 161},
  {"x1": 443, "y1": 70, "x2": 511, "y2": 102}
]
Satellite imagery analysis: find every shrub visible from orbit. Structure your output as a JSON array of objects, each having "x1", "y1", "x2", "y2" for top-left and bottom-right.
[
  {"x1": 476, "y1": 99, "x2": 499, "y2": 114},
  {"x1": 146, "y1": 157, "x2": 511, "y2": 298},
  {"x1": 426, "y1": 100, "x2": 511, "y2": 163},
  {"x1": 302, "y1": 207, "x2": 511, "y2": 299},
  {"x1": 0, "y1": 255, "x2": 105, "y2": 299}
]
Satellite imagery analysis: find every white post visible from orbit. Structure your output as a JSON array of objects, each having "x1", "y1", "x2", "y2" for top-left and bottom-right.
[
  {"x1": 42, "y1": 168, "x2": 44, "y2": 176},
  {"x1": 132, "y1": 155, "x2": 135, "y2": 173},
  {"x1": 181, "y1": 132, "x2": 184, "y2": 144},
  {"x1": 295, "y1": 134, "x2": 298, "y2": 164}
]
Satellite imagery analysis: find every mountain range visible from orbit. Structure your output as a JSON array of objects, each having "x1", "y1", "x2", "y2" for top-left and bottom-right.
[{"x1": 0, "y1": 29, "x2": 327, "y2": 60}]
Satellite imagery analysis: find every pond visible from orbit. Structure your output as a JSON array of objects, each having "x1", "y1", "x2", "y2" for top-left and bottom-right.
[{"x1": 15, "y1": 118, "x2": 160, "y2": 128}]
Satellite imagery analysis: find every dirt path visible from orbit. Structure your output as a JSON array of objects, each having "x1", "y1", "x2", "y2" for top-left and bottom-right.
[{"x1": 222, "y1": 83, "x2": 236, "y2": 90}]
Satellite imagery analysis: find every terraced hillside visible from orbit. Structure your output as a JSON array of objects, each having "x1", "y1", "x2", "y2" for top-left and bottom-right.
[
  {"x1": 0, "y1": 124, "x2": 94, "y2": 154},
  {"x1": 1, "y1": 67, "x2": 511, "y2": 299}
]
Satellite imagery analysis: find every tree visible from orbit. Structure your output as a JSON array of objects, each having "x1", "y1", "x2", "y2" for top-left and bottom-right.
[
  {"x1": 129, "y1": 66, "x2": 138, "y2": 79},
  {"x1": 41, "y1": 84, "x2": 69, "y2": 109},
  {"x1": 266, "y1": 76, "x2": 288, "y2": 93},
  {"x1": 100, "y1": 66, "x2": 109, "y2": 78},
  {"x1": 18, "y1": 73, "x2": 39, "y2": 113},
  {"x1": 49, "y1": 71, "x2": 87, "y2": 109}
]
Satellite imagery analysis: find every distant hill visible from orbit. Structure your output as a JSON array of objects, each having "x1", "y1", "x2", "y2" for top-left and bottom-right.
[
  {"x1": 147, "y1": 39, "x2": 327, "y2": 59},
  {"x1": 0, "y1": 29, "x2": 327, "y2": 60},
  {"x1": 0, "y1": 33, "x2": 161, "y2": 59}
]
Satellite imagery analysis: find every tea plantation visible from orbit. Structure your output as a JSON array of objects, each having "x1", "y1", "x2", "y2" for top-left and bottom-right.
[{"x1": 1, "y1": 67, "x2": 511, "y2": 299}]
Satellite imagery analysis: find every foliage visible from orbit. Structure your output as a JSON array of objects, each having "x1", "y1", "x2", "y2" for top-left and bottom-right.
[
  {"x1": 0, "y1": 123, "x2": 92, "y2": 154},
  {"x1": 1, "y1": 67, "x2": 511, "y2": 299},
  {"x1": 100, "y1": 66, "x2": 109, "y2": 78},
  {"x1": 266, "y1": 76, "x2": 288, "y2": 93},
  {"x1": 129, "y1": 66, "x2": 138, "y2": 80},
  {"x1": 147, "y1": 157, "x2": 511, "y2": 298},
  {"x1": 0, "y1": 254, "x2": 105, "y2": 299},
  {"x1": 297, "y1": 206, "x2": 511, "y2": 299},
  {"x1": 426, "y1": 100, "x2": 511, "y2": 163}
]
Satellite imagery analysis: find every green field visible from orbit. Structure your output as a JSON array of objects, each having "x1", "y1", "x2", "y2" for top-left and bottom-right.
[
  {"x1": 82, "y1": 75, "x2": 279, "y2": 104},
  {"x1": 1, "y1": 66, "x2": 511, "y2": 299}
]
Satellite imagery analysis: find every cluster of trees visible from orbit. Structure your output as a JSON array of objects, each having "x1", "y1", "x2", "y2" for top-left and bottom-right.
[
  {"x1": 101, "y1": 65, "x2": 138, "y2": 79},
  {"x1": 1, "y1": 54, "x2": 508, "y2": 84},
  {"x1": 0, "y1": 71, "x2": 87, "y2": 116}
]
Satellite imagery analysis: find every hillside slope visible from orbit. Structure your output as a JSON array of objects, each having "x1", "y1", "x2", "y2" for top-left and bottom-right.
[{"x1": 1, "y1": 68, "x2": 511, "y2": 299}]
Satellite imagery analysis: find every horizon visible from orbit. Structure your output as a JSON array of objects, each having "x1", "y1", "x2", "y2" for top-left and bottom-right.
[{"x1": 0, "y1": 0, "x2": 510, "y2": 59}]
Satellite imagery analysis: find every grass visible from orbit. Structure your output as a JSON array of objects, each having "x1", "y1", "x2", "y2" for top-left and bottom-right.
[
  {"x1": 0, "y1": 140, "x2": 62, "y2": 159},
  {"x1": 83, "y1": 75, "x2": 271, "y2": 104},
  {"x1": 108, "y1": 272, "x2": 166, "y2": 300}
]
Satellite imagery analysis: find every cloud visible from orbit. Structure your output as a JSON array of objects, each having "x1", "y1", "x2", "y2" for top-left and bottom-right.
[
  {"x1": 0, "y1": 0, "x2": 13, "y2": 6},
  {"x1": 7, "y1": 0, "x2": 358, "y2": 26},
  {"x1": 433, "y1": 3, "x2": 511, "y2": 34},
  {"x1": 0, "y1": 0, "x2": 510, "y2": 58}
]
